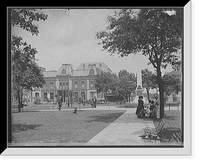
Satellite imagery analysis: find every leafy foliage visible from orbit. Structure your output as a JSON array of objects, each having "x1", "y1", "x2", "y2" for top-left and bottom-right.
[
  {"x1": 142, "y1": 69, "x2": 157, "y2": 90},
  {"x1": 97, "y1": 9, "x2": 182, "y2": 68},
  {"x1": 95, "y1": 71, "x2": 118, "y2": 95},
  {"x1": 11, "y1": 36, "x2": 45, "y2": 91},
  {"x1": 163, "y1": 71, "x2": 181, "y2": 95},
  {"x1": 142, "y1": 69, "x2": 157, "y2": 101},
  {"x1": 95, "y1": 70, "x2": 136, "y2": 102},
  {"x1": 11, "y1": 9, "x2": 48, "y2": 35},
  {"x1": 11, "y1": 8, "x2": 48, "y2": 112},
  {"x1": 96, "y1": 8, "x2": 183, "y2": 118},
  {"x1": 116, "y1": 70, "x2": 136, "y2": 101},
  {"x1": 33, "y1": 97, "x2": 42, "y2": 104}
]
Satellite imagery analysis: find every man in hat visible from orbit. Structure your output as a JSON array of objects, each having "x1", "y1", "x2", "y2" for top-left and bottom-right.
[{"x1": 58, "y1": 96, "x2": 62, "y2": 110}]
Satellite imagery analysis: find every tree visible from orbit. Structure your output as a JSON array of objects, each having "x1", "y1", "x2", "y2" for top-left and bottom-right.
[
  {"x1": 11, "y1": 9, "x2": 48, "y2": 36},
  {"x1": 11, "y1": 9, "x2": 48, "y2": 112},
  {"x1": 163, "y1": 71, "x2": 181, "y2": 96},
  {"x1": 11, "y1": 36, "x2": 46, "y2": 112},
  {"x1": 95, "y1": 72, "x2": 118, "y2": 100},
  {"x1": 95, "y1": 70, "x2": 136, "y2": 102},
  {"x1": 117, "y1": 70, "x2": 136, "y2": 102},
  {"x1": 142, "y1": 69, "x2": 157, "y2": 101},
  {"x1": 96, "y1": 9, "x2": 182, "y2": 118}
]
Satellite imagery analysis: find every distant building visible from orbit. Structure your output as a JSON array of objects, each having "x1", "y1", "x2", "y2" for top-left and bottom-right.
[{"x1": 30, "y1": 62, "x2": 111, "y2": 103}]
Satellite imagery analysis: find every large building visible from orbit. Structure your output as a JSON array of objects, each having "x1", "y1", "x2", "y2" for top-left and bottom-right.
[{"x1": 30, "y1": 62, "x2": 112, "y2": 103}]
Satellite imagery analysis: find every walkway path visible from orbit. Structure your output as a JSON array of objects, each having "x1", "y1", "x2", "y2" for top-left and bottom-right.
[
  {"x1": 86, "y1": 108, "x2": 156, "y2": 145},
  {"x1": 86, "y1": 107, "x2": 182, "y2": 146}
]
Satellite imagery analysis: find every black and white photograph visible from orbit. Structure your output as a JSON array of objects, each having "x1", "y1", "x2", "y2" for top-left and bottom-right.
[{"x1": 4, "y1": 3, "x2": 192, "y2": 156}]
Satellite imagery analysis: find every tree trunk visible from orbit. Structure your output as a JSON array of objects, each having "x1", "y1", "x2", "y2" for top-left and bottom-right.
[
  {"x1": 17, "y1": 90, "x2": 22, "y2": 112},
  {"x1": 121, "y1": 94, "x2": 127, "y2": 102},
  {"x1": 157, "y1": 69, "x2": 165, "y2": 119},
  {"x1": 105, "y1": 91, "x2": 107, "y2": 101},
  {"x1": 21, "y1": 90, "x2": 23, "y2": 112},
  {"x1": 146, "y1": 89, "x2": 150, "y2": 102}
]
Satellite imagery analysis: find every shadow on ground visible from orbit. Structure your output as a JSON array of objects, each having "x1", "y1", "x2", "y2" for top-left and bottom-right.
[
  {"x1": 12, "y1": 124, "x2": 42, "y2": 132},
  {"x1": 161, "y1": 127, "x2": 183, "y2": 142},
  {"x1": 86, "y1": 112, "x2": 125, "y2": 123}
]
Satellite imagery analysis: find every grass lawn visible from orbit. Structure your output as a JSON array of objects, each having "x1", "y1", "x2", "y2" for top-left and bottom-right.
[
  {"x1": 13, "y1": 102, "x2": 117, "y2": 112},
  {"x1": 12, "y1": 110, "x2": 125, "y2": 144}
]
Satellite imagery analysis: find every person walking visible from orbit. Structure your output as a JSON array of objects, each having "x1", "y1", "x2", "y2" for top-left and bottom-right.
[
  {"x1": 93, "y1": 96, "x2": 97, "y2": 108},
  {"x1": 58, "y1": 96, "x2": 62, "y2": 110},
  {"x1": 136, "y1": 95, "x2": 144, "y2": 118}
]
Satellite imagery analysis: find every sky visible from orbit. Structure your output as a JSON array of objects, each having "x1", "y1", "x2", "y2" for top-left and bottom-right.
[{"x1": 11, "y1": 9, "x2": 173, "y2": 75}]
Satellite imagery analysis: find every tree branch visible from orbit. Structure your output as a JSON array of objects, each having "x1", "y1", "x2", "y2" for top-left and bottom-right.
[{"x1": 148, "y1": 46, "x2": 158, "y2": 69}]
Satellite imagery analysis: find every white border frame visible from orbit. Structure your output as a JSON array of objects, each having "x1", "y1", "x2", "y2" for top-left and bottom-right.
[{"x1": 2, "y1": 2, "x2": 191, "y2": 156}]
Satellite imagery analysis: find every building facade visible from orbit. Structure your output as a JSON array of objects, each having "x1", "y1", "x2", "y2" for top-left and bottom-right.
[{"x1": 30, "y1": 62, "x2": 111, "y2": 103}]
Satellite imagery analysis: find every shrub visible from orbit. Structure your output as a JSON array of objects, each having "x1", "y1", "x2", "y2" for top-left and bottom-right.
[
  {"x1": 118, "y1": 102, "x2": 138, "y2": 108},
  {"x1": 34, "y1": 97, "x2": 41, "y2": 104}
]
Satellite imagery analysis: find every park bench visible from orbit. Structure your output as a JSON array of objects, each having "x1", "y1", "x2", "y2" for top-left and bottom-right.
[
  {"x1": 141, "y1": 118, "x2": 170, "y2": 142},
  {"x1": 168, "y1": 128, "x2": 183, "y2": 142}
]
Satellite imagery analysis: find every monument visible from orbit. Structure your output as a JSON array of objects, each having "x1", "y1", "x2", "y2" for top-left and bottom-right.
[
  {"x1": 136, "y1": 68, "x2": 143, "y2": 96},
  {"x1": 132, "y1": 69, "x2": 148, "y2": 104}
]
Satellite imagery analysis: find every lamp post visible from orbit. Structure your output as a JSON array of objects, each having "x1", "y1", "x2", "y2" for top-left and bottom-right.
[{"x1": 67, "y1": 85, "x2": 70, "y2": 107}]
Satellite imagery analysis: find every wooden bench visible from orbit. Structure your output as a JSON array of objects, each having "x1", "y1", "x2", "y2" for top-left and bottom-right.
[
  {"x1": 168, "y1": 128, "x2": 182, "y2": 142},
  {"x1": 142, "y1": 118, "x2": 169, "y2": 142}
]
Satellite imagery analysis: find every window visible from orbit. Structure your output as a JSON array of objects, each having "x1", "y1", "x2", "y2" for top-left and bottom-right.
[
  {"x1": 60, "y1": 83, "x2": 62, "y2": 87},
  {"x1": 61, "y1": 69, "x2": 66, "y2": 74},
  {"x1": 99, "y1": 63, "x2": 102, "y2": 67},
  {"x1": 44, "y1": 92, "x2": 47, "y2": 100},
  {"x1": 83, "y1": 64, "x2": 85, "y2": 68},
  {"x1": 50, "y1": 92, "x2": 54, "y2": 99},
  {"x1": 89, "y1": 69, "x2": 94, "y2": 75},
  {"x1": 90, "y1": 81, "x2": 94, "y2": 88},
  {"x1": 74, "y1": 81, "x2": 78, "y2": 88},
  {"x1": 81, "y1": 81, "x2": 85, "y2": 88},
  {"x1": 81, "y1": 92, "x2": 85, "y2": 100},
  {"x1": 74, "y1": 92, "x2": 78, "y2": 102},
  {"x1": 50, "y1": 82, "x2": 53, "y2": 88},
  {"x1": 35, "y1": 92, "x2": 39, "y2": 98},
  {"x1": 66, "y1": 82, "x2": 68, "y2": 87},
  {"x1": 90, "y1": 91, "x2": 94, "y2": 99}
]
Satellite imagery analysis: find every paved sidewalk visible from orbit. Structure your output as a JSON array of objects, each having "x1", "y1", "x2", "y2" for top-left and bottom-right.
[
  {"x1": 86, "y1": 108, "x2": 156, "y2": 146},
  {"x1": 86, "y1": 107, "x2": 182, "y2": 146}
]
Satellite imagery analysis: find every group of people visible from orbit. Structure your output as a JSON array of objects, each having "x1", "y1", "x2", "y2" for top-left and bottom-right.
[
  {"x1": 57, "y1": 96, "x2": 98, "y2": 110},
  {"x1": 135, "y1": 95, "x2": 159, "y2": 118}
]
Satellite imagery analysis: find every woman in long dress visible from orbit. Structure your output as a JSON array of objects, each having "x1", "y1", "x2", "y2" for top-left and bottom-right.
[{"x1": 136, "y1": 95, "x2": 144, "y2": 117}]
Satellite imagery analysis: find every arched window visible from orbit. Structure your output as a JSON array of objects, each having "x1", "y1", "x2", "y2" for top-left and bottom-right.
[
  {"x1": 89, "y1": 69, "x2": 94, "y2": 75},
  {"x1": 50, "y1": 82, "x2": 53, "y2": 88},
  {"x1": 44, "y1": 92, "x2": 47, "y2": 100},
  {"x1": 50, "y1": 92, "x2": 54, "y2": 99},
  {"x1": 35, "y1": 92, "x2": 39, "y2": 98},
  {"x1": 61, "y1": 69, "x2": 66, "y2": 74}
]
